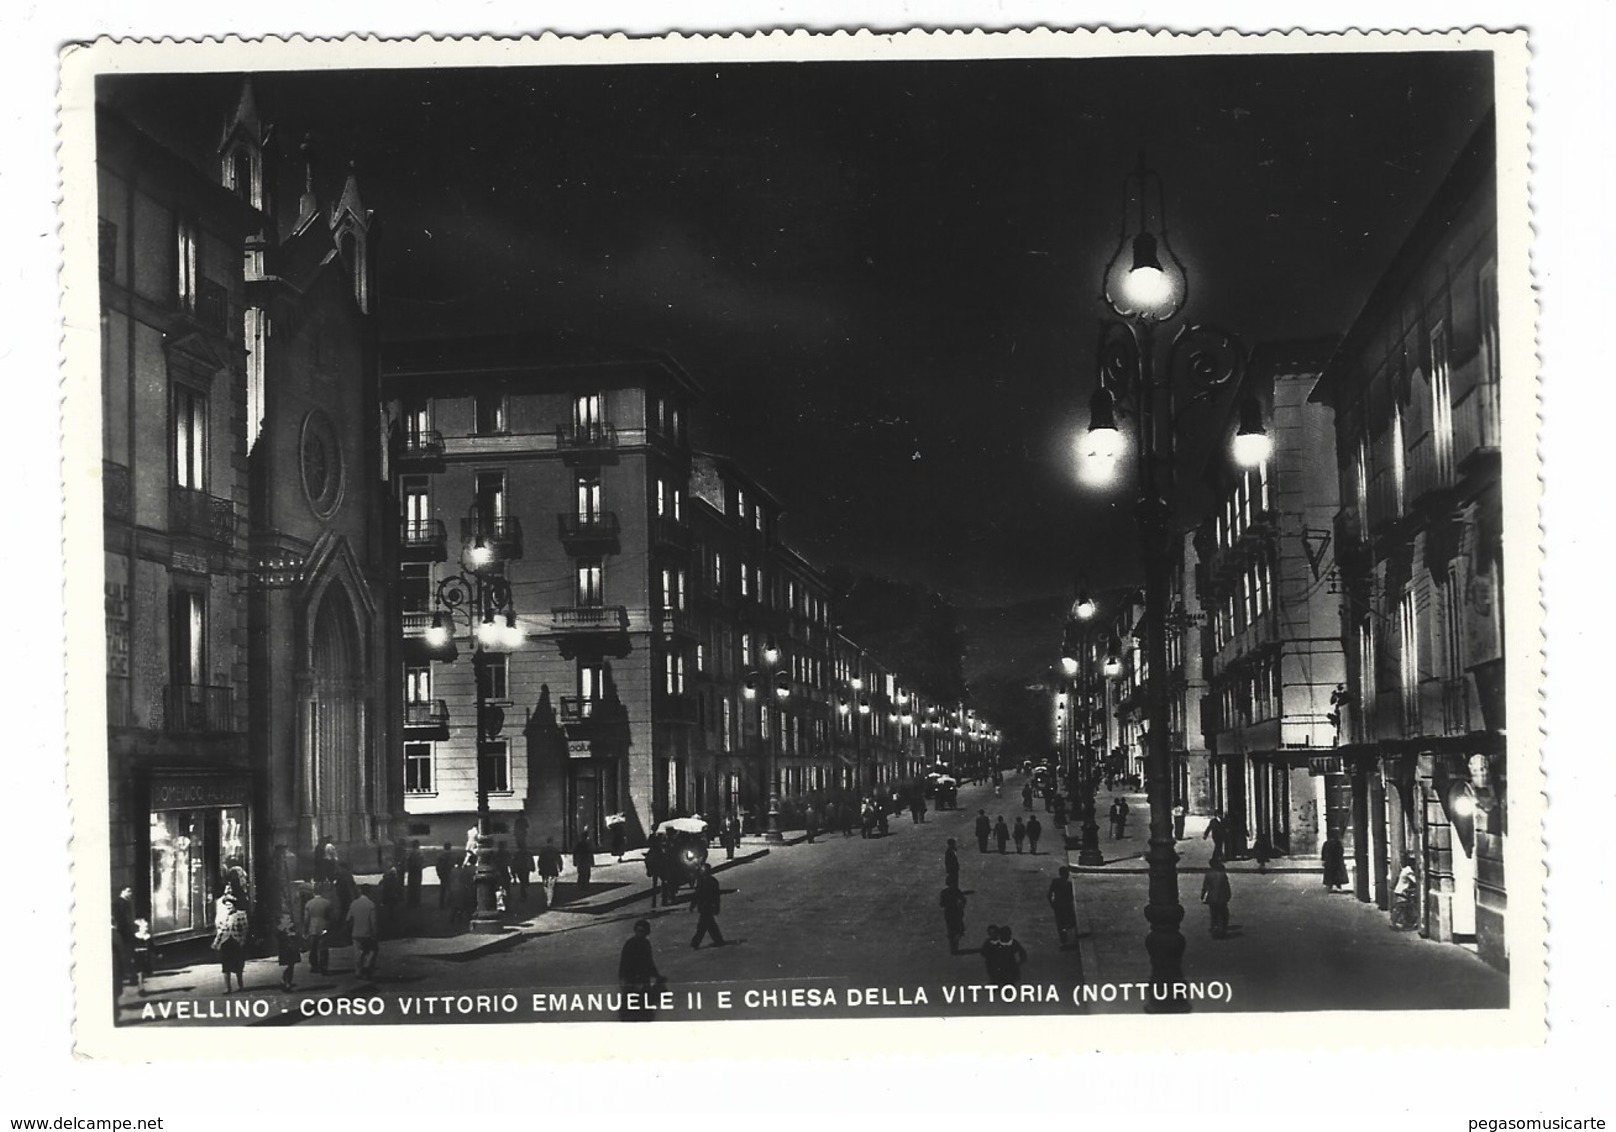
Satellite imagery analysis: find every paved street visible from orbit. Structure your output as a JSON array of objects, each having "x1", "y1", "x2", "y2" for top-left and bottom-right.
[{"x1": 117, "y1": 773, "x2": 1506, "y2": 1027}]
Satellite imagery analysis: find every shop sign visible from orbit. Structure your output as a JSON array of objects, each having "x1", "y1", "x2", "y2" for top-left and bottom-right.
[
  {"x1": 567, "y1": 740, "x2": 593, "y2": 759},
  {"x1": 150, "y1": 774, "x2": 248, "y2": 811},
  {"x1": 1308, "y1": 755, "x2": 1343, "y2": 777}
]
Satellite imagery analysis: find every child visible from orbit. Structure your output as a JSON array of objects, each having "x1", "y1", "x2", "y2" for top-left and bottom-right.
[{"x1": 275, "y1": 913, "x2": 301, "y2": 991}]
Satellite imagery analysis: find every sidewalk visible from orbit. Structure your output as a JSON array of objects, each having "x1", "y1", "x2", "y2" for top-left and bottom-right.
[{"x1": 1067, "y1": 789, "x2": 1324, "y2": 876}]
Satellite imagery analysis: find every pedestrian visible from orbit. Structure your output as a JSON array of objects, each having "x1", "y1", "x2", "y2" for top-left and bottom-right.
[
  {"x1": 1201, "y1": 858, "x2": 1233, "y2": 938},
  {"x1": 1322, "y1": 829, "x2": 1349, "y2": 893},
  {"x1": 1203, "y1": 811, "x2": 1227, "y2": 863},
  {"x1": 1012, "y1": 816, "x2": 1027, "y2": 854},
  {"x1": 1026, "y1": 814, "x2": 1043, "y2": 855},
  {"x1": 211, "y1": 893, "x2": 249, "y2": 994},
  {"x1": 221, "y1": 855, "x2": 251, "y2": 911},
  {"x1": 994, "y1": 815, "x2": 1010, "y2": 854},
  {"x1": 659, "y1": 839, "x2": 682, "y2": 906},
  {"x1": 689, "y1": 864, "x2": 725, "y2": 949},
  {"x1": 303, "y1": 884, "x2": 334, "y2": 974},
  {"x1": 405, "y1": 840, "x2": 425, "y2": 908},
  {"x1": 1052, "y1": 794, "x2": 1067, "y2": 828},
  {"x1": 975, "y1": 810, "x2": 991, "y2": 854},
  {"x1": 610, "y1": 821, "x2": 627, "y2": 861},
  {"x1": 1022, "y1": 783, "x2": 1034, "y2": 812},
  {"x1": 510, "y1": 840, "x2": 533, "y2": 903},
  {"x1": 464, "y1": 822, "x2": 481, "y2": 867},
  {"x1": 275, "y1": 912, "x2": 301, "y2": 991},
  {"x1": 492, "y1": 841, "x2": 512, "y2": 910},
  {"x1": 981, "y1": 925, "x2": 1004, "y2": 980},
  {"x1": 939, "y1": 883, "x2": 968, "y2": 954},
  {"x1": 944, "y1": 838, "x2": 960, "y2": 888},
  {"x1": 997, "y1": 925, "x2": 1028, "y2": 984},
  {"x1": 1252, "y1": 832, "x2": 1274, "y2": 874},
  {"x1": 876, "y1": 802, "x2": 890, "y2": 837},
  {"x1": 841, "y1": 801, "x2": 855, "y2": 838},
  {"x1": 1109, "y1": 797, "x2": 1129, "y2": 839},
  {"x1": 1392, "y1": 853, "x2": 1420, "y2": 930},
  {"x1": 861, "y1": 800, "x2": 875, "y2": 840},
  {"x1": 805, "y1": 804, "x2": 820, "y2": 844},
  {"x1": 347, "y1": 885, "x2": 380, "y2": 979},
  {"x1": 618, "y1": 919, "x2": 665, "y2": 1022},
  {"x1": 645, "y1": 833, "x2": 667, "y2": 907},
  {"x1": 537, "y1": 838, "x2": 563, "y2": 909},
  {"x1": 312, "y1": 835, "x2": 333, "y2": 883},
  {"x1": 1172, "y1": 798, "x2": 1187, "y2": 841},
  {"x1": 448, "y1": 862, "x2": 476, "y2": 927},
  {"x1": 112, "y1": 885, "x2": 141, "y2": 994},
  {"x1": 434, "y1": 842, "x2": 455, "y2": 909},
  {"x1": 1047, "y1": 866, "x2": 1078, "y2": 947},
  {"x1": 573, "y1": 831, "x2": 595, "y2": 899},
  {"x1": 378, "y1": 860, "x2": 404, "y2": 936}
]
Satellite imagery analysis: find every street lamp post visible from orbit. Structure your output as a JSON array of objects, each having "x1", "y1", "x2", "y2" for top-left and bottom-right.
[
  {"x1": 1081, "y1": 154, "x2": 1261, "y2": 1010},
  {"x1": 1062, "y1": 599, "x2": 1106, "y2": 866},
  {"x1": 838, "y1": 680, "x2": 871, "y2": 799},
  {"x1": 422, "y1": 503, "x2": 524, "y2": 934},
  {"x1": 744, "y1": 635, "x2": 791, "y2": 842}
]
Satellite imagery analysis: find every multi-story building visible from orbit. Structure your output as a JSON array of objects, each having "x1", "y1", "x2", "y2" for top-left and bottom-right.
[
  {"x1": 1312, "y1": 115, "x2": 1508, "y2": 969},
  {"x1": 1196, "y1": 340, "x2": 1346, "y2": 859},
  {"x1": 100, "y1": 80, "x2": 394, "y2": 943},
  {"x1": 381, "y1": 331, "x2": 702, "y2": 849}
]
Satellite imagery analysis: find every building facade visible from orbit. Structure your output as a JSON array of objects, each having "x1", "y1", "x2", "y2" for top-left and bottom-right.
[
  {"x1": 1196, "y1": 340, "x2": 1346, "y2": 859},
  {"x1": 1313, "y1": 116, "x2": 1508, "y2": 969},
  {"x1": 100, "y1": 80, "x2": 394, "y2": 943}
]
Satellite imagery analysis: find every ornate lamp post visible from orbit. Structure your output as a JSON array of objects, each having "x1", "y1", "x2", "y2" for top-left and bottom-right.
[
  {"x1": 837, "y1": 679, "x2": 872, "y2": 798},
  {"x1": 1080, "y1": 154, "x2": 1264, "y2": 1009},
  {"x1": 743, "y1": 635, "x2": 791, "y2": 841},
  {"x1": 1061, "y1": 596, "x2": 1106, "y2": 866},
  {"x1": 421, "y1": 502, "x2": 524, "y2": 933}
]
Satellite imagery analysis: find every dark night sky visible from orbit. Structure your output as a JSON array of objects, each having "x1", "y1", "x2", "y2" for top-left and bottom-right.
[{"x1": 103, "y1": 50, "x2": 1494, "y2": 609}]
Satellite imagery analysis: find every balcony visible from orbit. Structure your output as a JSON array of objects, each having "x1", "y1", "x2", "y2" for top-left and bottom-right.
[
  {"x1": 404, "y1": 699, "x2": 449, "y2": 734},
  {"x1": 651, "y1": 515, "x2": 693, "y2": 552},
  {"x1": 556, "y1": 422, "x2": 619, "y2": 465},
  {"x1": 1453, "y1": 379, "x2": 1502, "y2": 473},
  {"x1": 559, "y1": 696, "x2": 600, "y2": 727},
  {"x1": 557, "y1": 511, "x2": 620, "y2": 554},
  {"x1": 400, "y1": 518, "x2": 448, "y2": 562},
  {"x1": 654, "y1": 606, "x2": 698, "y2": 639},
  {"x1": 459, "y1": 515, "x2": 523, "y2": 561},
  {"x1": 169, "y1": 486, "x2": 236, "y2": 544},
  {"x1": 162, "y1": 684, "x2": 237, "y2": 734},
  {"x1": 656, "y1": 693, "x2": 699, "y2": 726},
  {"x1": 399, "y1": 428, "x2": 445, "y2": 468},
  {"x1": 550, "y1": 605, "x2": 629, "y2": 633},
  {"x1": 104, "y1": 461, "x2": 131, "y2": 523}
]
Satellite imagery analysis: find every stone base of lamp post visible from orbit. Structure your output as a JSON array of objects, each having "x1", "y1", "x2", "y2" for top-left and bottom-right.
[
  {"x1": 469, "y1": 831, "x2": 505, "y2": 934},
  {"x1": 765, "y1": 794, "x2": 784, "y2": 843}
]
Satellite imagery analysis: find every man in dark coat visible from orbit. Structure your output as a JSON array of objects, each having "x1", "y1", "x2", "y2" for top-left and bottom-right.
[
  {"x1": 974, "y1": 810, "x2": 991, "y2": 854},
  {"x1": 690, "y1": 864, "x2": 725, "y2": 948},
  {"x1": 1322, "y1": 830, "x2": 1349, "y2": 893},
  {"x1": 645, "y1": 833, "x2": 668, "y2": 907},
  {"x1": 944, "y1": 838, "x2": 960, "y2": 888},
  {"x1": 618, "y1": 919, "x2": 664, "y2": 1022},
  {"x1": 1109, "y1": 797, "x2": 1129, "y2": 839},
  {"x1": 1047, "y1": 866, "x2": 1078, "y2": 946},
  {"x1": 1201, "y1": 858, "x2": 1233, "y2": 938},
  {"x1": 994, "y1": 815, "x2": 1011, "y2": 854},
  {"x1": 1026, "y1": 814, "x2": 1043, "y2": 855},
  {"x1": 1203, "y1": 811, "x2": 1227, "y2": 863},
  {"x1": 434, "y1": 843, "x2": 455, "y2": 909},
  {"x1": 573, "y1": 832, "x2": 595, "y2": 900},
  {"x1": 405, "y1": 840, "x2": 425, "y2": 907}
]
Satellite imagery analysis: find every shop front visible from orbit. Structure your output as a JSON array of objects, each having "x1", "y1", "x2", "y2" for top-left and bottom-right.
[{"x1": 146, "y1": 772, "x2": 254, "y2": 942}]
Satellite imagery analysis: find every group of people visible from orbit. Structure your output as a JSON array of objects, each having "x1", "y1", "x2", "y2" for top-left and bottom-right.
[
  {"x1": 971, "y1": 810, "x2": 1046, "y2": 854},
  {"x1": 937, "y1": 835, "x2": 1071, "y2": 981}
]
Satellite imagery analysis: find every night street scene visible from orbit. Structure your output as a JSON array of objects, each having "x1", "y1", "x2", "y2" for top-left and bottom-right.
[{"x1": 82, "y1": 33, "x2": 1532, "y2": 1032}]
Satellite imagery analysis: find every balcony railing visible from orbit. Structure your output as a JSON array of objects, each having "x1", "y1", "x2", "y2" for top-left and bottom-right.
[
  {"x1": 556, "y1": 422, "x2": 618, "y2": 452},
  {"x1": 556, "y1": 511, "x2": 620, "y2": 550},
  {"x1": 162, "y1": 684, "x2": 236, "y2": 734},
  {"x1": 550, "y1": 605, "x2": 628, "y2": 633},
  {"x1": 652, "y1": 514, "x2": 693, "y2": 551},
  {"x1": 400, "y1": 518, "x2": 447, "y2": 561},
  {"x1": 401, "y1": 610, "x2": 435, "y2": 636},
  {"x1": 459, "y1": 515, "x2": 523, "y2": 560},
  {"x1": 104, "y1": 461, "x2": 131, "y2": 522},
  {"x1": 400, "y1": 429, "x2": 445, "y2": 464},
  {"x1": 404, "y1": 699, "x2": 449, "y2": 730},
  {"x1": 169, "y1": 486, "x2": 236, "y2": 544}
]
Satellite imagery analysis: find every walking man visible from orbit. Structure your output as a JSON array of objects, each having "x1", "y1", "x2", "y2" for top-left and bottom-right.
[
  {"x1": 1201, "y1": 858, "x2": 1232, "y2": 939},
  {"x1": 690, "y1": 864, "x2": 725, "y2": 949},
  {"x1": 1026, "y1": 814, "x2": 1043, "y2": 855},
  {"x1": 939, "y1": 883, "x2": 968, "y2": 954},
  {"x1": 405, "y1": 840, "x2": 425, "y2": 908},
  {"x1": 1012, "y1": 816, "x2": 1027, "y2": 854},
  {"x1": 1109, "y1": 797, "x2": 1129, "y2": 839},
  {"x1": 975, "y1": 810, "x2": 991, "y2": 854},
  {"x1": 1203, "y1": 811, "x2": 1227, "y2": 863},
  {"x1": 944, "y1": 838, "x2": 960, "y2": 888},
  {"x1": 347, "y1": 885, "x2": 381, "y2": 979},
  {"x1": 573, "y1": 830, "x2": 595, "y2": 901},
  {"x1": 1047, "y1": 866, "x2": 1078, "y2": 947},
  {"x1": 618, "y1": 919, "x2": 664, "y2": 1022},
  {"x1": 645, "y1": 833, "x2": 667, "y2": 907},
  {"x1": 434, "y1": 843, "x2": 455, "y2": 909},
  {"x1": 994, "y1": 815, "x2": 1010, "y2": 854},
  {"x1": 1172, "y1": 798, "x2": 1187, "y2": 841}
]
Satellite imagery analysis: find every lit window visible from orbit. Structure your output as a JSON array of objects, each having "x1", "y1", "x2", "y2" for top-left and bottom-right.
[
  {"x1": 576, "y1": 472, "x2": 601, "y2": 521},
  {"x1": 577, "y1": 560, "x2": 604, "y2": 606},
  {"x1": 176, "y1": 217, "x2": 197, "y2": 309},
  {"x1": 1430, "y1": 323, "x2": 1454, "y2": 483},
  {"x1": 656, "y1": 479, "x2": 666, "y2": 517},
  {"x1": 173, "y1": 384, "x2": 207, "y2": 491},
  {"x1": 741, "y1": 632, "x2": 753, "y2": 667},
  {"x1": 474, "y1": 391, "x2": 506, "y2": 435},
  {"x1": 405, "y1": 664, "x2": 431, "y2": 704}
]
